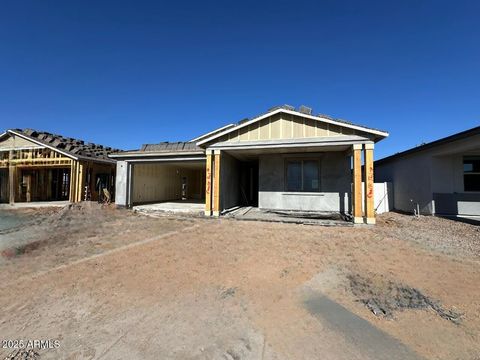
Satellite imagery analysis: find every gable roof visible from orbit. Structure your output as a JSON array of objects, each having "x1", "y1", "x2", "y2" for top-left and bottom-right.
[
  {"x1": 196, "y1": 105, "x2": 389, "y2": 146},
  {"x1": 375, "y1": 125, "x2": 480, "y2": 166},
  {"x1": 140, "y1": 141, "x2": 202, "y2": 152},
  {"x1": 6, "y1": 129, "x2": 121, "y2": 163}
]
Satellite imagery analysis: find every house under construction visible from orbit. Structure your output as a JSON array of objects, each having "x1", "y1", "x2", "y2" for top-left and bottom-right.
[{"x1": 0, "y1": 129, "x2": 119, "y2": 204}]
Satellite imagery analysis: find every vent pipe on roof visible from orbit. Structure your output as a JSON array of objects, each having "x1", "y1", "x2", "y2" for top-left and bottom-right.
[{"x1": 298, "y1": 105, "x2": 313, "y2": 115}]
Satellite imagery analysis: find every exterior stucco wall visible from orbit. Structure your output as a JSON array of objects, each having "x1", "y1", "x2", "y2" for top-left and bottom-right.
[
  {"x1": 258, "y1": 152, "x2": 351, "y2": 212},
  {"x1": 375, "y1": 133, "x2": 480, "y2": 216},
  {"x1": 375, "y1": 153, "x2": 434, "y2": 214}
]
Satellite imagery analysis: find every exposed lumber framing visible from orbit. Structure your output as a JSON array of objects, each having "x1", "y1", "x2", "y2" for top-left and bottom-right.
[
  {"x1": 205, "y1": 152, "x2": 213, "y2": 215},
  {"x1": 8, "y1": 163, "x2": 16, "y2": 205},
  {"x1": 0, "y1": 148, "x2": 71, "y2": 168},
  {"x1": 212, "y1": 150, "x2": 221, "y2": 216},
  {"x1": 352, "y1": 144, "x2": 363, "y2": 224},
  {"x1": 364, "y1": 144, "x2": 375, "y2": 224}
]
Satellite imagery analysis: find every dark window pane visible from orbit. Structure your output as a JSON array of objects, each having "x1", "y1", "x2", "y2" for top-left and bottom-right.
[
  {"x1": 286, "y1": 161, "x2": 302, "y2": 191},
  {"x1": 464, "y1": 174, "x2": 480, "y2": 192},
  {"x1": 303, "y1": 160, "x2": 319, "y2": 191},
  {"x1": 464, "y1": 156, "x2": 480, "y2": 173}
]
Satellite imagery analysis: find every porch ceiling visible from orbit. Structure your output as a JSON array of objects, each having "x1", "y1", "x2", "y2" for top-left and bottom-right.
[
  {"x1": 210, "y1": 135, "x2": 367, "y2": 161},
  {"x1": 223, "y1": 144, "x2": 352, "y2": 161}
]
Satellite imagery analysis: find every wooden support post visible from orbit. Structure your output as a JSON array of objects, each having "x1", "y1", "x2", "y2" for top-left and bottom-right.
[
  {"x1": 77, "y1": 162, "x2": 85, "y2": 202},
  {"x1": 364, "y1": 143, "x2": 375, "y2": 224},
  {"x1": 204, "y1": 151, "x2": 213, "y2": 216},
  {"x1": 212, "y1": 150, "x2": 221, "y2": 217},
  {"x1": 8, "y1": 165, "x2": 16, "y2": 204},
  {"x1": 8, "y1": 150, "x2": 15, "y2": 204},
  {"x1": 26, "y1": 173, "x2": 32, "y2": 202},
  {"x1": 352, "y1": 144, "x2": 363, "y2": 224},
  {"x1": 69, "y1": 161, "x2": 77, "y2": 202}
]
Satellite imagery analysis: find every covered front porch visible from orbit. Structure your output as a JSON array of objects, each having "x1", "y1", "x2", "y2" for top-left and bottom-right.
[{"x1": 204, "y1": 138, "x2": 376, "y2": 224}]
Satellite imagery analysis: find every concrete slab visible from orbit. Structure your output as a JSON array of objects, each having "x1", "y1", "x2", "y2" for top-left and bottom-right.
[
  {"x1": 304, "y1": 293, "x2": 423, "y2": 360},
  {"x1": 0, "y1": 201, "x2": 69, "y2": 209},
  {"x1": 133, "y1": 200, "x2": 205, "y2": 215},
  {"x1": 225, "y1": 207, "x2": 352, "y2": 226}
]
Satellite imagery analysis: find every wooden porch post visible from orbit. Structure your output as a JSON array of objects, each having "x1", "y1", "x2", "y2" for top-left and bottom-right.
[
  {"x1": 8, "y1": 165, "x2": 16, "y2": 204},
  {"x1": 352, "y1": 144, "x2": 363, "y2": 224},
  {"x1": 364, "y1": 143, "x2": 375, "y2": 224},
  {"x1": 205, "y1": 150, "x2": 213, "y2": 216},
  {"x1": 69, "y1": 160, "x2": 76, "y2": 202},
  {"x1": 212, "y1": 150, "x2": 222, "y2": 217},
  {"x1": 77, "y1": 162, "x2": 85, "y2": 202},
  {"x1": 8, "y1": 150, "x2": 15, "y2": 204}
]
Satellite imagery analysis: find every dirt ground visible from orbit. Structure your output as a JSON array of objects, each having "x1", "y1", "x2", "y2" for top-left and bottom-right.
[{"x1": 0, "y1": 204, "x2": 479, "y2": 360}]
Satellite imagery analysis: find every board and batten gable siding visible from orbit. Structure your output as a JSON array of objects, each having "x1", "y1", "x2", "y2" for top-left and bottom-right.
[
  {"x1": 0, "y1": 134, "x2": 43, "y2": 150},
  {"x1": 216, "y1": 113, "x2": 364, "y2": 143}
]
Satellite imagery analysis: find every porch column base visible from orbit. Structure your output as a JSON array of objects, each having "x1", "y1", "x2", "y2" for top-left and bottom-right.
[
  {"x1": 365, "y1": 217, "x2": 376, "y2": 225},
  {"x1": 204, "y1": 210, "x2": 212, "y2": 216},
  {"x1": 354, "y1": 217, "x2": 364, "y2": 224},
  {"x1": 212, "y1": 210, "x2": 220, "y2": 217}
]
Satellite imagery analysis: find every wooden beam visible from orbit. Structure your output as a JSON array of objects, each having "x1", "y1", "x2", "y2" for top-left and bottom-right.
[
  {"x1": 8, "y1": 165, "x2": 16, "y2": 204},
  {"x1": 205, "y1": 152, "x2": 213, "y2": 215},
  {"x1": 352, "y1": 144, "x2": 363, "y2": 224},
  {"x1": 8, "y1": 150, "x2": 15, "y2": 204},
  {"x1": 212, "y1": 150, "x2": 221, "y2": 216},
  {"x1": 364, "y1": 143, "x2": 375, "y2": 224},
  {"x1": 69, "y1": 160, "x2": 77, "y2": 202}
]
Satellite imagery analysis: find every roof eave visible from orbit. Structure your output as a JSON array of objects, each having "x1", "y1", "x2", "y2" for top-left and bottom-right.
[
  {"x1": 109, "y1": 150, "x2": 206, "y2": 159},
  {"x1": 375, "y1": 125, "x2": 480, "y2": 166}
]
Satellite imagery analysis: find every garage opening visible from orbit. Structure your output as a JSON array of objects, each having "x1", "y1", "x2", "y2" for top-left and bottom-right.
[{"x1": 131, "y1": 161, "x2": 205, "y2": 210}]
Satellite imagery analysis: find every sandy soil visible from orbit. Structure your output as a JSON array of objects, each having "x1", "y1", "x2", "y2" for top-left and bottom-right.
[{"x1": 0, "y1": 204, "x2": 479, "y2": 359}]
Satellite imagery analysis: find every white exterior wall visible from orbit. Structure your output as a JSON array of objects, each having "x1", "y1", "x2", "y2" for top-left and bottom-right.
[
  {"x1": 376, "y1": 133, "x2": 480, "y2": 216},
  {"x1": 115, "y1": 161, "x2": 129, "y2": 207}
]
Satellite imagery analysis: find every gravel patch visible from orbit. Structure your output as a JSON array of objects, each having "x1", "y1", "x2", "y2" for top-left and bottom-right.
[{"x1": 377, "y1": 212, "x2": 480, "y2": 258}]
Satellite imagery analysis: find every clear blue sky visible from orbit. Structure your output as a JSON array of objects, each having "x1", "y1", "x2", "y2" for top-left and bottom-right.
[{"x1": 1, "y1": 0, "x2": 478, "y2": 159}]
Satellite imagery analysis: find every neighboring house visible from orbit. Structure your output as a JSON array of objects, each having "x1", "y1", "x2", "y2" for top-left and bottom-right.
[
  {"x1": 0, "y1": 129, "x2": 119, "y2": 204},
  {"x1": 112, "y1": 105, "x2": 389, "y2": 224},
  {"x1": 375, "y1": 126, "x2": 480, "y2": 216}
]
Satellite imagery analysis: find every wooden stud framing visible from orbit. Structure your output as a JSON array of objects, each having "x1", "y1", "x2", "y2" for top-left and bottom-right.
[
  {"x1": 9, "y1": 165, "x2": 16, "y2": 204},
  {"x1": 364, "y1": 144, "x2": 375, "y2": 224},
  {"x1": 352, "y1": 144, "x2": 363, "y2": 224}
]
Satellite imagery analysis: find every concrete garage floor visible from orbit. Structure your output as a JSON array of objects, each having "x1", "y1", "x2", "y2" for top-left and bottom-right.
[{"x1": 133, "y1": 200, "x2": 205, "y2": 215}]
